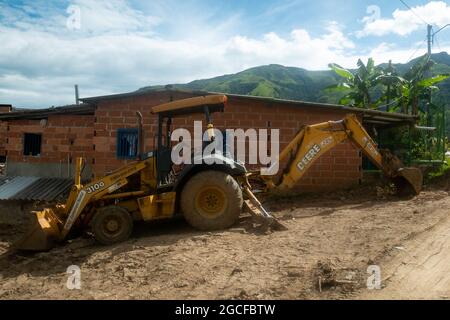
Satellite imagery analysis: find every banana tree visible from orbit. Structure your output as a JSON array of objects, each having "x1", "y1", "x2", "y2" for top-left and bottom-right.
[
  {"x1": 375, "y1": 61, "x2": 404, "y2": 112},
  {"x1": 327, "y1": 58, "x2": 382, "y2": 108},
  {"x1": 376, "y1": 55, "x2": 449, "y2": 114}
]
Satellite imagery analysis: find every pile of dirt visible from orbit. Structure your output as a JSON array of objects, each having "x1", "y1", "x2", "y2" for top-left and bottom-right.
[
  {"x1": 314, "y1": 259, "x2": 362, "y2": 294},
  {"x1": 0, "y1": 202, "x2": 33, "y2": 252}
]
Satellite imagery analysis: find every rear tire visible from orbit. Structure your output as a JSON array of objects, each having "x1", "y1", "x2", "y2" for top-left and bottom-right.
[
  {"x1": 181, "y1": 170, "x2": 243, "y2": 230},
  {"x1": 91, "y1": 206, "x2": 133, "y2": 245}
]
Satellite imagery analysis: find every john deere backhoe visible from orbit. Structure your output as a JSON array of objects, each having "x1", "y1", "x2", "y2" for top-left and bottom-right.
[{"x1": 15, "y1": 95, "x2": 422, "y2": 251}]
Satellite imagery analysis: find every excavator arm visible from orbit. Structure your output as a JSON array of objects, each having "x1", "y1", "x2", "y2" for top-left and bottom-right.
[{"x1": 264, "y1": 114, "x2": 422, "y2": 194}]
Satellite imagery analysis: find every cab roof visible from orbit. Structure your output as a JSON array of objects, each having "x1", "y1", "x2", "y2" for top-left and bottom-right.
[{"x1": 151, "y1": 94, "x2": 227, "y2": 117}]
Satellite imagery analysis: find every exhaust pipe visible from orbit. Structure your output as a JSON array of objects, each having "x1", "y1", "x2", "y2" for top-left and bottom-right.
[{"x1": 136, "y1": 111, "x2": 144, "y2": 158}]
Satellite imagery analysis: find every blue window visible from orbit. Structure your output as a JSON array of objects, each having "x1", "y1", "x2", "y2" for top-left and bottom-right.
[{"x1": 117, "y1": 128, "x2": 138, "y2": 159}]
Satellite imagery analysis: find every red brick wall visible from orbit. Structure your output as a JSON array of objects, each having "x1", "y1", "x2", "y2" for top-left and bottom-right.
[
  {"x1": 217, "y1": 97, "x2": 361, "y2": 191},
  {"x1": 93, "y1": 91, "x2": 195, "y2": 175},
  {"x1": 5, "y1": 115, "x2": 94, "y2": 164},
  {"x1": 93, "y1": 92, "x2": 362, "y2": 191},
  {"x1": 2, "y1": 92, "x2": 362, "y2": 191},
  {"x1": 0, "y1": 120, "x2": 7, "y2": 157}
]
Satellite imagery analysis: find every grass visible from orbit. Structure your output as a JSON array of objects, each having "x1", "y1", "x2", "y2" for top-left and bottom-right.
[{"x1": 426, "y1": 157, "x2": 450, "y2": 183}]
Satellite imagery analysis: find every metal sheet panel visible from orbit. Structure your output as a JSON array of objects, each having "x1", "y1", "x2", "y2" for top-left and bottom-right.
[
  {"x1": 0, "y1": 176, "x2": 72, "y2": 201},
  {"x1": 0, "y1": 176, "x2": 39, "y2": 200},
  {"x1": 0, "y1": 176, "x2": 13, "y2": 188},
  {"x1": 14, "y1": 178, "x2": 73, "y2": 201}
]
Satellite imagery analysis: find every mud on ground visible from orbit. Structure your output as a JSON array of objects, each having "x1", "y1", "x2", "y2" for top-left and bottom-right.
[{"x1": 0, "y1": 184, "x2": 449, "y2": 299}]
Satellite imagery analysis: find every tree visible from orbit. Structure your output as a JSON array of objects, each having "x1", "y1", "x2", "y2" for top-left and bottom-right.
[
  {"x1": 376, "y1": 55, "x2": 449, "y2": 115},
  {"x1": 375, "y1": 60, "x2": 404, "y2": 112},
  {"x1": 327, "y1": 58, "x2": 382, "y2": 108},
  {"x1": 328, "y1": 55, "x2": 449, "y2": 114}
]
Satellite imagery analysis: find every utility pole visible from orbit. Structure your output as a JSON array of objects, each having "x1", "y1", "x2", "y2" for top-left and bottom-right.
[
  {"x1": 427, "y1": 23, "x2": 450, "y2": 57},
  {"x1": 427, "y1": 24, "x2": 432, "y2": 57},
  {"x1": 386, "y1": 60, "x2": 392, "y2": 108},
  {"x1": 425, "y1": 23, "x2": 450, "y2": 100},
  {"x1": 425, "y1": 25, "x2": 433, "y2": 122},
  {"x1": 74, "y1": 84, "x2": 79, "y2": 105},
  {"x1": 425, "y1": 23, "x2": 449, "y2": 145}
]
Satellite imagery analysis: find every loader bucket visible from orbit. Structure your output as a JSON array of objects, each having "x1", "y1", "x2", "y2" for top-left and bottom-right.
[
  {"x1": 393, "y1": 167, "x2": 423, "y2": 196},
  {"x1": 13, "y1": 208, "x2": 62, "y2": 251}
]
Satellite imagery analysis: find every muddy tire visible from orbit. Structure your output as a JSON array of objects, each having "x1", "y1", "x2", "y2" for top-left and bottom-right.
[
  {"x1": 91, "y1": 206, "x2": 133, "y2": 245},
  {"x1": 180, "y1": 170, "x2": 243, "y2": 230}
]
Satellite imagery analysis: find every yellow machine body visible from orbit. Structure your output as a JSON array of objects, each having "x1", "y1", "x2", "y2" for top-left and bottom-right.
[{"x1": 137, "y1": 192, "x2": 176, "y2": 220}]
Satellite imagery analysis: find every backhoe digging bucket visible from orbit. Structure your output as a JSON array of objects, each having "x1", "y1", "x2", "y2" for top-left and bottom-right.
[
  {"x1": 380, "y1": 150, "x2": 423, "y2": 196},
  {"x1": 393, "y1": 167, "x2": 423, "y2": 196},
  {"x1": 244, "y1": 200, "x2": 287, "y2": 231},
  {"x1": 13, "y1": 208, "x2": 62, "y2": 251},
  {"x1": 243, "y1": 187, "x2": 287, "y2": 231}
]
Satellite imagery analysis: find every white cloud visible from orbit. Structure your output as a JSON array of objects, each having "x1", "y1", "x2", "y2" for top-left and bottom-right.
[
  {"x1": 357, "y1": 1, "x2": 450, "y2": 37},
  {"x1": 0, "y1": 0, "x2": 160, "y2": 35},
  {"x1": 69, "y1": 0, "x2": 160, "y2": 35},
  {"x1": 225, "y1": 22, "x2": 356, "y2": 70},
  {"x1": 0, "y1": 1, "x2": 360, "y2": 108},
  {"x1": 0, "y1": 1, "x2": 448, "y2": 108}
]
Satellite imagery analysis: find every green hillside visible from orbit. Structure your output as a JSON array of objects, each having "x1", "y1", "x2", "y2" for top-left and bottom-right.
[{"x1": 138, "y1": 52, "x2": 450, "y2": 107}]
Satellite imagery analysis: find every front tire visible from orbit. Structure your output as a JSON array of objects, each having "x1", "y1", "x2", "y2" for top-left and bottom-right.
[
  {"x1": 180, "y1": 170, "x2": 243, "y2": 230},
  {"x1": 91, "y1": 206, "x2": 133, "y2": 245}
]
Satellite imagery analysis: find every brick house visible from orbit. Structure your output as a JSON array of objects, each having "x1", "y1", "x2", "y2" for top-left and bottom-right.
[
  {"x1": 0, "y1": 104, "x2": 12, "y2": 163},
  {"x1": 0, "y1": 89, "x2": 416, "y2": 192}
]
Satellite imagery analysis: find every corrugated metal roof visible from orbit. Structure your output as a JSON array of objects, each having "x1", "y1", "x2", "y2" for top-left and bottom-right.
[
  {"x1": 0, "y1": 176, "x2": 39, "y2": 200},
  {"x1": 0, "y1": 176, "x2": 73, "y2": 201},
  {"x1": 0, "y1": 176, "x2": 12, "y2": 188},
  {"x1": 0, "y1": 103, "x2": 94, "y2": 120}
]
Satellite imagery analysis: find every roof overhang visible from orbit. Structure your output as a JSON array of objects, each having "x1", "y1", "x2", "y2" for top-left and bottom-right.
[
  {"x1": 152, "y1": 94, "x2": 227, "y2": 117},
  {"x1": 0, "y1": 104, "x2": 95, "y2": 120},
  {"x1": 79, "y1": 88, "x2": 418, "y2": 127}
]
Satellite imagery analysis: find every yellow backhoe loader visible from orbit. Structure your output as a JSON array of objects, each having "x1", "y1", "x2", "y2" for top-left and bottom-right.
[{"x1": 15, "y1": 95, "x2": 422, "y2": 251}]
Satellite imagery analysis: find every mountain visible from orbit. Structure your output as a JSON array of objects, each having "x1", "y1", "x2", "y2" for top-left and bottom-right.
[
  {"x1": 139, "y1": 64, "x2": 343, "y2": 104},
  {"x1": 138, "y1": 52, "x2": 450, "y2": 107}
]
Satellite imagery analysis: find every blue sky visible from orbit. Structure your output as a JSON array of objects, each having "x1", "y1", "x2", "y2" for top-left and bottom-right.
[{"x1": 0, "y1": 0, "x2": 449, "y2": 108}]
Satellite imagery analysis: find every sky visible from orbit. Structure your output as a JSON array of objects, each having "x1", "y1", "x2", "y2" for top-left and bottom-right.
[{"x1": 0, "y1": 0, "x2": 449, "y2": 108}]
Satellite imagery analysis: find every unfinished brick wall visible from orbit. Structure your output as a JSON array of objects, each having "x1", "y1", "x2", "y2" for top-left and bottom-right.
[
  {"x1": 5, "y1": 115, "x2": 94, "y2": 166},
  {"x1": 1, "y1": 91, "x2": 362, "y2": 190},
  {"x1": 92, "y1": 91, "x2": 195, "y2": 175},
  {"x1": 93, "y1": 92, "x2": 362, "y2": 191},
  {"x1": 0, "y1": 120, "x2": 7, "y2": 158},
  {"x1": 213, "y1": 97, "x2": 362, "y2": 191}
]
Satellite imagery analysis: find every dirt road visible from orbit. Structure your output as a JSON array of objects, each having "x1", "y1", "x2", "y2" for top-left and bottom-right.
[
  {"x1": 0, "y1": 187, "x2": 449, "y2": 299},
  {"x1": 359, "y1": 206, "x2": 450, "y2": 299}
]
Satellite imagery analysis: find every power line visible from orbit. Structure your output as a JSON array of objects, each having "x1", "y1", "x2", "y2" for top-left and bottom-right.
[
  {"x1": 407, "y1": 37, "x2": 427, "y2": 62},
  {"x1": 398, "y1": 1, "x2": 449, "y2": 57},
  {"x1": 399, "y1": 0, "x2": 429, "y2": 25},
  {"x1": 375, "y1": 97, "x2": 402, "y2": 111},
  {"x1": 434, "y1": 34, "x2": 441, "y2": 51}
]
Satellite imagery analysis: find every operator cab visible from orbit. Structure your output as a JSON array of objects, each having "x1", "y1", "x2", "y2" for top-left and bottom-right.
[{"x1": 150, "y1": 95, "x2": 227, "y2": 188}]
